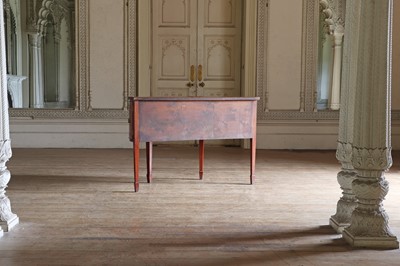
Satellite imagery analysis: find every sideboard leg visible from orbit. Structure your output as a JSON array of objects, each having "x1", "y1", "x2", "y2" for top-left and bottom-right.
[
  {"x1": 199, "y1": 140, "x2": 204, "y2": 180},
  {"x1": 134, "y1": 141, "x2": 139, "y2": 192},
  {"x1": 146, "y1": 142, "x2": 153, "y2": 183},
  {"x1": 250, "y1": 138, "x2": 256, "y2": 184}
]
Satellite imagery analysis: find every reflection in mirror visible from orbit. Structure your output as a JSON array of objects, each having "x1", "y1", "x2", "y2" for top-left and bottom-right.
[
  {"x1": 316, "y1": 5, "x2": 333, "y2": 111},
  {"x1": 4, "y1": 0, "x2": 75, "y2": 109}
]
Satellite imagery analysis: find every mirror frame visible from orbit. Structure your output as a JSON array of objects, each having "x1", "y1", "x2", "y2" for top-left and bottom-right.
[
  {"x1": 256, "y1": 0, "x2": 339, "y2": 120},
  {"x1": 9, "y1": 0, "x2": 137, "y2": 119}
]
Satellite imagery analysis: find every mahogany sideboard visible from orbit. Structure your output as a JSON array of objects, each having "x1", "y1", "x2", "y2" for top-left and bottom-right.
[{"x1": 129, "y1": 97, "x2": 259, "y2": 192}]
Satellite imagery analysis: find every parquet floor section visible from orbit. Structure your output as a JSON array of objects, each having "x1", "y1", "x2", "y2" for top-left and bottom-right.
[{"x1": 1, "y1": 146, "x2": 400, "y2": 265}]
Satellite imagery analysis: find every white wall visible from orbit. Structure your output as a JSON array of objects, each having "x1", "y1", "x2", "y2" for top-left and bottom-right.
[
  {"x1": 89, "y1": 0, "x2": 125, "y2": 109},
  {"x1": 267, "y1": 0, "x2": 303, "y2": 111}
]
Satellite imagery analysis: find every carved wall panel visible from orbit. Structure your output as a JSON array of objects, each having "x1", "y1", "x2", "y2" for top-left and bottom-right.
[
  {"x1": 159, "y1": 0, "x2": 189, "y2": 26},
  {"x1": 205, "y1": 0, "x2": 235, "y2": 26},
  {"x1": 160, "y1": 38, "x2": 189, "y2": 78},
  {"x1": 205, "y1": 38, "x2": 233, "y2": 79}
]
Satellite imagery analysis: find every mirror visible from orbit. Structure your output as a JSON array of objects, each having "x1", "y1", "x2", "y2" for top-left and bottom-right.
[
  {"x1": 4, "y1": 0, "x2": 75, "y2": 109},
  {"x1": 316, "y1": 5, "x2": 333, "y2": 111}
]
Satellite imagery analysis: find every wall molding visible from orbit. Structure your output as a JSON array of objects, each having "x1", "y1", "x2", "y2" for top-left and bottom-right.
[
  {"x1": 257, "y1": 0, "x2": 339, "y2": 120},
  {"x1": 9, "y1": 0, "x2": 136, "y2": 119}
]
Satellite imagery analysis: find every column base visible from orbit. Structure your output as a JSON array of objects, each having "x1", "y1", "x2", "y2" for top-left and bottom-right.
[
  {"x1": 0, "y1": 215, "x2": 19, "y2": 232},
  {"x1": 0, "y1": 228, "x2": 3, "y2": 238},
  {"x1": 330, "y1": 103, "x2": 340, "y2": 110},
  {"x1": 343, "y1": 229, "x2": 399, "y2": 249},
  {"x1": 329, "y1": 216, "x2": 349, "y2": 233}
]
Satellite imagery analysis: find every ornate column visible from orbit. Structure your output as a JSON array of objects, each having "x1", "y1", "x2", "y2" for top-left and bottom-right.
[
  {"x1": 342, "y1": 0, "x2": 398, "y2": 249},
  {"x1": 0, "y1": 0, "x2": 19, "y2": 234},
  {"x1": 27, "y1": 32, "x2": 44, "y2": 108},
  {"x1": 329, "y1": 0, "x2": 357, "y2": 233},
  {"x1": 329, "y1": 27, "x2": 344, "y2": 110}
]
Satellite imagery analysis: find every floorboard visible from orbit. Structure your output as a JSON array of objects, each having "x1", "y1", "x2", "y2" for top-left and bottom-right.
[{"x1": 1, "y1": 146, "x2": 400, "y2": 265}]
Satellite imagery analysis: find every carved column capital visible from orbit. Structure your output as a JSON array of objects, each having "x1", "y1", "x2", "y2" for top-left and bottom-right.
[
  {"x1": 336, "y1": 141, "x2": 352, "y2": 166},
  {"x1": 0, "y1": 140, "x2": 11, "y2": 166},
  {"x1": 320, "y1": 0, "x2": 346, "y2": 35},
  {"x1": 351, "y1": 147, "x2": 392, "y2": 174},
  {"x1": 27, "y1": 32, "x2": 42, "y2": 48}
]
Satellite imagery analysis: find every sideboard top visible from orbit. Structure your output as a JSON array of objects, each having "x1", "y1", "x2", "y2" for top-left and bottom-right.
[{"x1": 129, "y1": 97, "x2": 260, "y2": 102}]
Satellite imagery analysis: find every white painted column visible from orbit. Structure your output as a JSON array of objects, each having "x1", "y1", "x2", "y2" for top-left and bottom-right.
[
  {"x1": 54, "y1": 34, "x2": 61, "y2": 102},
  {"x1": 27, "y1": 33, "x2": 44, "y2": 108},
  {"x1": 330, "y1": 0, "x2": 358, "y2": 233},
  {"x1": 0, "y1": 0, "x2": 19, "y2": 235},
  {"x1": 342, "y1": 0, "x2": 398, "y2": 249},
  {"x1": 329, "y1": 28, "x2": 344, "y2": 110}
]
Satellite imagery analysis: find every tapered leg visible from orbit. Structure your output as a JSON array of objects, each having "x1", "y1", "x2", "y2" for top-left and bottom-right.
[
  {"x1": 133, "y1": 141, "x2": 139, "y2": 192},
  {"x1": 250, "y1": 138, "x2": 256, "y2": 184},
  {"x1": 146, "y1": 142, "x2": 153, "y2": 183},
  {"x1": 199, "y1": 140, "x2": 204, "y2": 180}
]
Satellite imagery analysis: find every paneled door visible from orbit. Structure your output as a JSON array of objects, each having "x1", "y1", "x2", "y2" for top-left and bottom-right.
[{"x1": 151, "y1": 0, "x2": 242, "y2": 97}]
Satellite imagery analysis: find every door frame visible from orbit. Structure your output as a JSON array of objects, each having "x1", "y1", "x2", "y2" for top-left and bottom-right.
[{"x1": 138, "y1": 0, "x2": 257, "y2": 99}]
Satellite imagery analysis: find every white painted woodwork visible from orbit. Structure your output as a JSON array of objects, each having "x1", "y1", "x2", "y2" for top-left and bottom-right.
[
  {"x1": 151, "y1": 0, "x2": 242, "y2": 97},
  {"x1": 89, "y1": 0, "x2": 125, "y2": 109},
  {"x1": 0, "y1": 0, "x2": 19, "y2": 235},
  {"x1": 341, "y1": 0, "x2": 398, "y2": 249},
  {"x1": 330, "y1": 0, "x2": 358, "y2": 232},
  {"x1": 329, "y1": 32, "x2": 343, "y2": 110},
  {"x1": 27, "y1": 33, "x2": 44, "y2": 108},
  {"x1": 266, "y1": 0, "x2": 303, "y2": 111},
  {"x1": 393, "y1": 0, "x2": 400, "y2": 110}
]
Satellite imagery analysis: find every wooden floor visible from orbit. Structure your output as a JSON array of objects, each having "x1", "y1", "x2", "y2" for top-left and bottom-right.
[{"x1": 1, "y1": 146, "x2": 400, "y2": 265}]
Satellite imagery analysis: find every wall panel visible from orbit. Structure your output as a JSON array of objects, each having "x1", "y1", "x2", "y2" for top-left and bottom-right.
[
  {"x1": 89, "y1": 0, "x2": 125, "y2": 109},
  {"x1": 266, "y1": 0, "x2": 303, "y2": 111}
]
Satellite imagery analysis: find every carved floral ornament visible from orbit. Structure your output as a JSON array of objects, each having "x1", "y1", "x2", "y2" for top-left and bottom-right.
[
  {"x1": 28, "y1": 0, "x2": 71, "y2": 37},
  {"x1": 351, "y1": 147, "x2": 393, "y2": 172},
  {"x1": 320, "y1": 0, "x2": 346, "y2": 34}
]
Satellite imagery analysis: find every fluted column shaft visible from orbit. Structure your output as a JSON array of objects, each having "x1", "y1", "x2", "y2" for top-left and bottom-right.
[
  {"x1": 329, "y1": 29, "x2": 344, "y2": 110},
  {"x1": 342, "y1": 0, "x2": 398, "y2": 249},
  {"x1": 27, "y1": 32, "x2": 44, "y2": 108}
]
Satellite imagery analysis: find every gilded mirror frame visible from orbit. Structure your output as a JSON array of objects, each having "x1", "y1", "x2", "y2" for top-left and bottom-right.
[{"x1": 9, "y1": 0, "x2": 137, "y2": 119}]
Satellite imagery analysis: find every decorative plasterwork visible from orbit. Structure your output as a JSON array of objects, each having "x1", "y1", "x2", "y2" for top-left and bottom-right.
[
  {"x1": 0, "y1": 140, "x2": 17, "y2": 225},
  {"x1": 352, "y1": 147, "x2": 392, "y2": 173},
  {"x1": 37, "y1": 0, "x2": 70, "y2": 36},
  {"x1": 9, "y1": 0, "x2": 137, "y2": 119},
  {"x1": 257, "y1": 0, "x2": 339, "y2": 120},
  {"x1": 320, "y1": 0, "x2": 346, "y2": 34}
]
